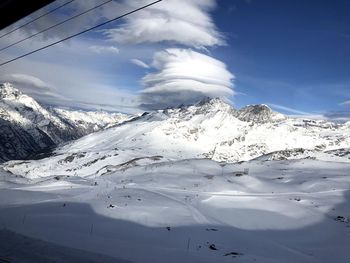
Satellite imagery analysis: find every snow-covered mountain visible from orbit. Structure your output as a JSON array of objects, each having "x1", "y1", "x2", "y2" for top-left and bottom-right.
[
  {"x1": 0, "y1": 83, "x2": 130, "y2": 162},
  {"x1": 1, "y1": 95, "x2": 350, "y2": 263},
  {"x1": 3, "y1": 97, "x2": 349, "y2": 178}
]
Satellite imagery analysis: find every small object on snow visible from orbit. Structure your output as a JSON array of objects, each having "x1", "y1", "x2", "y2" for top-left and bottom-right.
[
  {"x1": 205, "y1": 228, "x2": 218, "y2": 231},
  {"x1": 224, "y1": 251, "x2": 243, "y2": 257},
  {"x1": 335, "y1": 216, "x2": 348, "y2": 223},
  {"x1": 294, "y1": 198, "x2": 301, "y2": 202},
  {"x1": 62, "y1": 203, "x2": 66, "y2": 207},
  {"x1": 137, "y1": 198, "x2": 141, "y2": 201},
  {"x1": 54, "y1": 176, "x2": 60, "y2": 180},
  {"x1": 166, "y1": 226, "x2": 171, "y2": 231},
  {"x1": 232, "y1": 169, "x2": 249, "y2": 177},
  {"x1": 94, "y1": 182, "x2": 98, "y2": 186},
  {"x1": 209, "y1": 244, "x2": 217, "y2": 250},
  {"x1": 108, "y1": 204, "x2": 116, "y2": 208}
]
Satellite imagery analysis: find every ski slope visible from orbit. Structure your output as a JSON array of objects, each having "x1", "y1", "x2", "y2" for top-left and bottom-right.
[{"x1": 1, "y1": 157, "x2": 349, "y2": 263}]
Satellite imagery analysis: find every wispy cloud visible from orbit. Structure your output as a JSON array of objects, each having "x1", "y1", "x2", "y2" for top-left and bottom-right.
[
  {"x1": 88, "y1": 45, "x2": 119, "y2": 54},
  {"x1": 267, "y1": 102, "x2": 350, "y2": 123},
  {"x1": 267, "y1": 103, "x2": 311, "y2": 115},
  {"x1": 2, "y1": 73, "x2": 53, "y2": 90},
  {"x1": 340, "y1": 100, "x2": 350, "y2": 107},
  {"x1": 131, "y1": 58, "x2": 150, "y2": 69},
  {"x1": 0, "y1": 50, "x2": 140, "y2": 114},
  {"x1": 0, "y1": 73, "x2": 68, "y2": 105}
]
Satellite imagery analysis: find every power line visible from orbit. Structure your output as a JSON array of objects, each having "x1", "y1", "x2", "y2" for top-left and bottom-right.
[
  {"x1": 0, "y1": 0, "x2": 163, "y2": 67},
  {"x1": 0, "y1": 0, "x2": 76, "y2": 39},
  {"x1": 0, "y1": 0, "x2": 114, "y2": 53}
]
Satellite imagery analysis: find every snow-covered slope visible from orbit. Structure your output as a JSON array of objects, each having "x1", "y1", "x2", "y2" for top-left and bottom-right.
[
  {"x1": 3, "y1": 97, "x2": 349, "y2": 178},
  {"x1": 1, "y1": 157, "x2": 349, "y2": 263},
  {"x1": 52, "y1": 107, "x2": 128, "y2": 131},
  {"x1": 0, "y1": 83, "x2": 130, "y2": 162},
  {"x1": 1, "y1": 96, "x2": 350, "y2": 263}
]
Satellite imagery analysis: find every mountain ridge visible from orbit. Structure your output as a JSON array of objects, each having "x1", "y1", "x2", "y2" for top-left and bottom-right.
[
  {"x1": 0, "y1": 83, "x2": 130, "y2": 162},
  {"x1": 3, "y1": 94, "x2": 349, "y2": 179}
]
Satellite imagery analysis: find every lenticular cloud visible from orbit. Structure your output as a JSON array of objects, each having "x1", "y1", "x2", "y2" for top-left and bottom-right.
[
  {"x1": 139, "y1": 48, "x2": 234, "y2": 110},
  {"x1": 104, "y1": 0, "x2": 224, "y2": 48}
]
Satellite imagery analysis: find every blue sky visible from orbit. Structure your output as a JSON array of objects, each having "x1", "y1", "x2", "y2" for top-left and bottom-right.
[
  {"x1": 213, "y1": 0, "x2": 350, "y2": 115},
  {"x1": 0, "y1": 0, "x2": 349, "y2": 118}
]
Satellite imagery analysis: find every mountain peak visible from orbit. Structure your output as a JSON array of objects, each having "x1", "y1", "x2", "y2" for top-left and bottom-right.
[
  {"x1": 196, "y1": 97, "x2": 226, "y2": 106},
  {"x1": 241, "y1": 104, "x2": 272, "y2": 114},
  {"x1": 235, "y1": 104, "x2": 285, "y2": 123},
  {"x1": 193, "y1": 97, "x2": 234, "y2": 113},
  {"x1": 0, "y1": 82, "x2": 22, "y2": 99}
]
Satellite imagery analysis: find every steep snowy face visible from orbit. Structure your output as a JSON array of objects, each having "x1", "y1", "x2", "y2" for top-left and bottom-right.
[
  {"x1": 0, "y1": 82, "x2": 22, "y2": 99},
  {"x1": 52, "y1": 108, "x2": 130, "y2": 131},
  {"x1": 5, "y1": 97, "x2": 350, "y2": 179},
  {"x1": 162, "y1": 97, "x2": 236, "y2": 121},
  {"x1": 0, "y1": 83, "x2": 130, "y2": 162},
  {"x1": 235, "y1": 104, "x2": 285, "y2": 123},
  {"x1": 0, "y1": 83, "x2": 69, "y2": 132}
]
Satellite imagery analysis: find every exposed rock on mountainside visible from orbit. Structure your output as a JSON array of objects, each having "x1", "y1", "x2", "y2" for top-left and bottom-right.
[{"x1": 234, "y1": 104, "x2": 285, "y2": 123}]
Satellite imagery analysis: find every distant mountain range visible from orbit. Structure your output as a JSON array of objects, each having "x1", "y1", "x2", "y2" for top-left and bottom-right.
[
  {"x1": 2, "y1": 94, "x2": 349, "y2": 179},
  {"x1": 0, "y1": 83, "x2": 130, "y2": 162}
]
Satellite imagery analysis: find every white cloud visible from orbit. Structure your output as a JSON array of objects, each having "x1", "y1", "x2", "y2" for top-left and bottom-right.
[
  {"x1": 0, "y1": 1, "x2": 228, "y2": 113},
  {"x1": 340, "y1": 100, "x2": 350, "y2": 107},
  {"x1": 131, "y1": 58, "x2": 150, "y2": 68},
  {"x1": 8, "y1": 0, "x2": 222, "y2": 50},
  {"x1": 0, "y1": 49, "x2": 140, "y2": 114},
  {"x1": 89, "y1": 45, "x2": 119, "y2": 54},
  {"x1": 104, "y1": 0, "x2": 224, "y2": 48},
  {"x1": 0, "y1": 73, "x2": 68, "y2": 105},
  {"x1": 139, "y1": 48, "x2": 234, "y2": 109}
]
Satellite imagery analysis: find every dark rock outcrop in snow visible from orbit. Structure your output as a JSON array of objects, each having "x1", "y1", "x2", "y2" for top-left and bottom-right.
[{"x1": 235, "y1": 104, "x2": 285, "y2": 123}]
